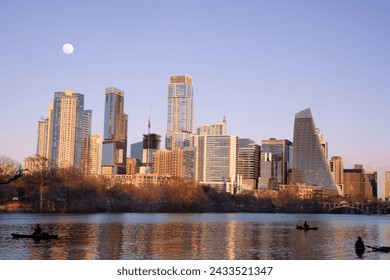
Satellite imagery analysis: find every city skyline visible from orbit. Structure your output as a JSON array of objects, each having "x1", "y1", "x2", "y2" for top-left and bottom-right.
[{"x1": 1, "y1": 0, "x2": 389, "y2": 196}]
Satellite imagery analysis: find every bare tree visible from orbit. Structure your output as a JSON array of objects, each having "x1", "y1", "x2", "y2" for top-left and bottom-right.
[{"x1": 0, "y1": 155, "x2": 24, "y2": 185}]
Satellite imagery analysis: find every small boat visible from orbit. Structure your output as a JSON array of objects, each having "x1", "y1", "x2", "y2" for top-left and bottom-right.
[
  {"x1": 355, "y1": 247, "x2": 365, "y2": 256},
  {"x1": 11, "y1": 233, "x2": 58, "y2": 240},
  {"x1": 296, "y1": 225, "x2": 318, "y2": 230},
  {"x1": 367, "y1": 246, "x2": 390, "y2": 252}
]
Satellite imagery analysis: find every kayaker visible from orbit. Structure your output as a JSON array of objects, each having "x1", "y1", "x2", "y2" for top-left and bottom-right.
[
  {"x1": 303, "y1": 221, "x2": 309, "y2": 229},
  {"x1": 355, "y1": 237, "x2": 365, "y2": 249},
  {"x1": 33, "y1": 224, "x2": 42, "y2": 236}
]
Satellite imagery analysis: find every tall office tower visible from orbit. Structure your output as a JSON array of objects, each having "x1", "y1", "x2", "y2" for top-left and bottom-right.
[
  {"x1": 36, "y1": 118, "x2": 49, "y2": 158},
  {"x1": 291, "y1": 108, "x2": 339, "y2": 194},
  {"x1": 102, "y1": 87, "x2": 128, "y2": 175},
  {"x1": 329, "y1": 156, "x2": 344, "y2": 192},
  {"x1": 140, "y1": 133, "x2": 161, "y2": 174},
  {"x1": 196, "y1": 117, "x2": 226, "y2": 136},
  {"x1": 50, "y1": 90, "x2": 89, "y2": 169},
  {"x1": 89, "y1": 134, "x2": 102, "y2": 175},
  {"x1": 81, "y1": 110, "x2": 92, "y2": 174},
  {"x1": 126, "y1": 158, "x2": 139, "y2": 175},
  {"x1": 130, "y1": 141, "x2": 143, "y2": 163},
  {"x1": 259, "y1": 138, "x2": 293, "y2": 190},
  {"x1": 237, "y1": 139, "x2": 260, "y2": 191},
  {"x1": 385, "y1": 171, "x2": 390, "y2": 199},
  {"x1": 343, "y1": 164, "x2": 372, "y2": 198},
  {"x1": 191, "y1": 135, "x2": 238, "y2": 192},
  {"x1": 153, "y1": 147, "x2": 196, "y2": 181},
  {"x1": 166, "y1": 74, "x2": 194, "y2": 150},
  {"x1": 366, "y1": 171, "x2": 378, "y2": 198},
  {"x1": 317, "y1": 130, "x2": 328, "y2": 159}
]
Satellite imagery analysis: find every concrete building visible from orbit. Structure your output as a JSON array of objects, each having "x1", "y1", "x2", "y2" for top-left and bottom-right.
[
  {"x1": 102, "y1": 87, "x2": 128, "y2": 175},
  {"x1": 343, "y1": 164, "x2": 372, "y2": 198},
  {"x1": 196, "y1": 117, "x2": 226, "y2": 136},
  {"x1": 126, "y1": 158, "x2": 139, "y2": 175},
  {"x1": 385, "y1": 171, "x2": 390, "y2": 199},
  {"x1": 329, "y1": 156, "x2": 344, "y2": 192},
  {"x1": 140, "y1": 133, "x2": 161, "y2": 174},
  {"x1": 36, "y1": 118, "x2": 49, "y2": 159},
  {"x1": 89, "y1": 134, "x2": 102, "y2": 175},
  {"x1": 166, "y1": 75, "x2": 194, "y2": 150}
]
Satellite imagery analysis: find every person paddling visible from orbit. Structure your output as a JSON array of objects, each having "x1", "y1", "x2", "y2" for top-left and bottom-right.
[
  {"x1": 33, "y1": 224, "x2": 42, "y2": 236},
  {"x1": 303, "y1": 221, "x2": 309, "y2": 229},
  {"x1": 355, "y1": 237, "x2": 365, "y2": 257}
]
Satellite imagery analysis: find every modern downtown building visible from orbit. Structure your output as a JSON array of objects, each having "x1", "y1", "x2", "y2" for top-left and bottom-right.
[
  {"x1": 237, "y1": 139, "x2": 260, "y2": 191},
  {"x1": 89, "y1": 134, "x2": 102, "y2": 175},
  {"x1": 165, "y1": 75, "x2": 194, "y2": 150},
  {"x1": 291, "y1": 108, "x2": 340, "y2": 195},
  {"x1": 196, "y1": 117, "x2": 226, "y2": 136},
  {"x1": 385, "y1": 170, "x2": 390, "y2": 199},
  {"x1": 329, "y1": 156, "x2": 344, "y2": 193},
  {"x1": 259, "y1": 138, "x2": 293, "y2": 190},
  {"x1": 343, "y1": 164, "x2": 373, "y2": 198},
  {"x1": 101, "y1": 87, "x2": 128, "y2": 175},
  {"x1": 191, "y1": 134, "x2": 239, "y2": 193},
  {"x1": 50, "y1": 90, "x2": 91, "y2": 169}
]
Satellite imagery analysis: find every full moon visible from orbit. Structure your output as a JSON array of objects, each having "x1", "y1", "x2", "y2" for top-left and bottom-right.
[{"x1": 62, "y1": 43, "x2": 74, "y2": 55}]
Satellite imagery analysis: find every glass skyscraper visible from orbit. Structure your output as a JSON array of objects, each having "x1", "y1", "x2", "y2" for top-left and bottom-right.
[
  {"x1": 102, "y1": 87, "x2": 128, "y2": 175},
  {"x1": 166, "y1": 74, "x2": 194, "y2": 150},
  {"x1": 291, "y1": 108, "x2": 339, "y2": 194}
]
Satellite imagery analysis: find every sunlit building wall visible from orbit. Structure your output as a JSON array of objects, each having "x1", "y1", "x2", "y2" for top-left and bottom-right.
[
  {"x1": 366, "y1": 171, "x2": 378, "y2": 198},
  {"x1": 166, "y1": 74, "x2": 194, "y2": 150},
  {"x1": 291, "y1": 108, "x2": 339, "y2": 195},
  {"x1": 81, "y1": 110, "x2": 92, "y2": 174},
  {"x1": 126, "y1": 157, "x2": 139, "y2": 175},
  {"x1": 196, "y1": 117, "x2": 226, "y2": 136},
  {"x1": 329, "y1": 156, "x2": 344, "y2": 193},
  {"x1": 343, "y1": 164, "x2": 372, "y2": 198},
  {"x1": 89, "y1": 134, "x2": 102, "y2": 175},
  {"x1": 50, "y1": 90, "x2": 88, "y2": 169},
  {"x1": 191, "y1": 135, "x2": 238, "y2": 192},
  {"x1": 237, "y1": 139, "x2": 260, "y2": 191},
  {"x1": 385, "y1": 171, "x2": 390, "y2": 199},
  {"x1": 36, "y1": 118, "x2": 49, "y2": 158},
  {"x1": 102, "y1": 87, "x2": 128, "y2": 175}
]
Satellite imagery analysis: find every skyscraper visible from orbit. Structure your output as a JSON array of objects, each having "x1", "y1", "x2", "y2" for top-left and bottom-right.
[
  {"x1": 291, "y1": 108, "x2": 339, "y2": 194},
  {"x1": 102, "y1": 87, "x2": 128, "y2": 175},
  {"x1": 191, "y1": 134, "x2": 238, "y2": 193},
  {"x1": 89, "y1": 134, "x2": 102, "y2": 175},
  {"x1": 237, "y1": 139, "x2": 260, "y2": 191},
  {"x1": 50, "y1": 90, "x2": 88, "y2": 169},
  {"x1": 259, "y1": 138, "x2": 293, "y2": 190},
  {"x1": 329, "y1": 156, "x2": 344, "y2": 192},
  {"x1": 385, "y1": 171, "x2": 390, "y2": 199},
  {"x1": 196, "y1": 117, "x2": 226, "y2": 136},
  {"x1": 166, "y1": 74, "x2": 194, "y2": 150},
  {"x1": 36, "y1": 118, "x2": 49, "y2": 158}
]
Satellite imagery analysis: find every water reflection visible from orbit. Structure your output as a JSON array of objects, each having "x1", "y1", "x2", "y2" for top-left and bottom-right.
[{"x1": 0, "y1": 213, "x2": 389, "y2": 260}]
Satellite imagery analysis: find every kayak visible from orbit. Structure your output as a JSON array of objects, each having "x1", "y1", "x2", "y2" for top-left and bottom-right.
[
  {"x1": 296, "y1": 225, "x2": 318, "y2": 230},
  {"x1": 11, "y1": 233, "x2": 58, "y2": 240},
  {"x1": 368, "y1": 246, "x2": 390, "y2": 252}
]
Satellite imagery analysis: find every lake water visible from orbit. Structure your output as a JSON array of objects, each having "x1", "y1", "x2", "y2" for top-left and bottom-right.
[{"x1": 0, "y1": 213, "x2": 389, "y2": 260}]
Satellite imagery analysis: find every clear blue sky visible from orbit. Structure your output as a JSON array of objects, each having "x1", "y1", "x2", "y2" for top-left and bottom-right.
[{"x1": 1, "y1": 0, "x2": 389, "y2": 197}]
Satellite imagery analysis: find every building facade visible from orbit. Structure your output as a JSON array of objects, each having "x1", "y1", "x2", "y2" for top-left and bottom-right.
[
  {"x1": 36, "y1": 118, "x2": 49, "y2": 158},
  {"x1": 291, "y1": 108, "x2": 339, "y2": 194},
  {"x1": 385, "y1": 170, "x2": 390, "y2": 199},
  {"x1": 329, "y1": 156, "x2": 344, "y2": 192},
  {"x1": 140, "y1": 133, "x2": 161, "y2": 174},
  {"x1": 196, "y1": 117, "x2": 226, "y2": 136},
  {"x1": 166, "y1": 75, "x2": 194, "y2": 150},
  {"x1": 191, "y1": 135, "x2": 238, "y2": 193},
  {"x1": 259, "y1": 138, "x2": 293, "y2": 190},
  {"x1": 102, "y1": 87, "x2": 128, "y2": 175},
  {"x1": 89, "y1": 134, "x2": 102, "y2": 175},
  {"x1": 237, "y1": 139, "x2": 260, "y2": 191},
  {"x1": 343, "y1": 164, "x2": 372, "y2": 198},
  {"x1": 50, "y1": 90, "x2": 89, "y2": 169}
]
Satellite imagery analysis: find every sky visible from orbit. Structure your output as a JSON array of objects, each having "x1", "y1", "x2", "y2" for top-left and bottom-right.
[{"x1": 1, "y1": 0, "x2": 389, "y2": 197}]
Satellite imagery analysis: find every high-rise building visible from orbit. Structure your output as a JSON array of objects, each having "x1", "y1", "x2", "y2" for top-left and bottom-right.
[
  {"x1": 81, "y1": 110, "x2": 92, "y2": 174},
  {"x1": 191, "y1": 135, "x2": 238, "y2": 193},
  {"x1": 36, "y1": 118, "x2": 49, "y2": 158},
  {"x1": 291, "y1": 108, "x2": 339, "y2": 194},
  {"x1": 166, "y1": 74, "x2": 194, "y2": 150},
  {"x1": 89, "y1": 134, "x2": 102, "y2": 175},
  {"x1": 140, "y1": 133, "x2": 161, "y2": 174},
  {"x1": 366, "y1": 171, "x2": 378, "y2": 198},
  {"x1": 50, "y1": 90, "x2": 89, "y2": 169},
  {"x1": 102, "y1": 87, "x2": 128, "y2": 175},
  {"x1": 153, "y1": 147, "x2": 196, "y2": 181},
  {"x1": 196, "y1": 117, "x2": 226, "y2": 136},
  {"x1": 126, "y1": 157, "x2": 139, "y2": 175},
  {"x1": 385, "y1": 171, "x2": 390, "y2": 199},
  {"x1": 130, "y1": 141, "x2": 143, "y2": 163},
  {"x1": 259, "y1": 138, "x2": 293, "y2": 190},
  {"x1": 343, "y1": 164, "x2": 372, "y2": 198},
  {"x1": 237, "y1": 139, "x2": 260, "y2": 191},
  {"x1": 329, "y1": 156, "x2": 344, "y2": 193}
]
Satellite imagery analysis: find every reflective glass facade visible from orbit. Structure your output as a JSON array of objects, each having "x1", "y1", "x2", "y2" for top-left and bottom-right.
[
  {"x1": 166, "y1": 75, "x2": 193, "y2": 150},
  {"x1": 291, "y1": 108, "x2": 338, "y2": 193}
]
